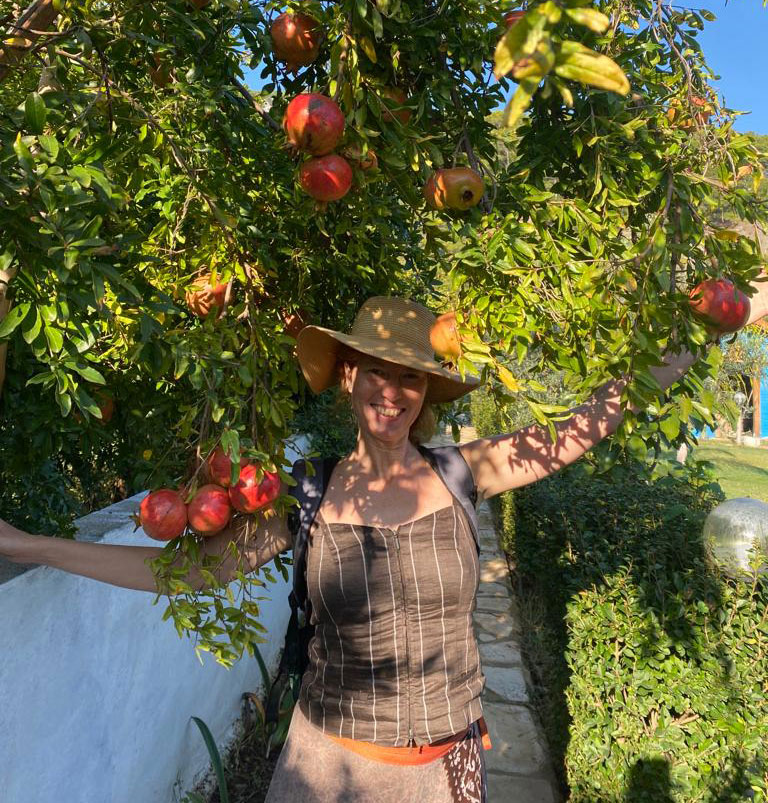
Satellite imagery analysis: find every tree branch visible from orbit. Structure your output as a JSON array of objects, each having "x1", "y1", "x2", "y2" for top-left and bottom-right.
[{"x1": 0, "y1": 0, "x2": 58, "y2": 82}]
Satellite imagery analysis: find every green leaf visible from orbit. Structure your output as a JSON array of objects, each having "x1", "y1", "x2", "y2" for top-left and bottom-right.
[
  {"x1": 24, "y1": 92, "x2": 47, "y2": 135},
  {"x1": 191, "y1": 717, "x2": 230, "y2": 803},
  {"x1": 0, "y1": 303, "x2": 30, "y2": 338},
  {"x1": 21, "y1": 307, "x2": 42, "y2": 344},
  {"x1": 554, "y1": 41, "x2": 630, "y2": 95},
  {"x1": 502, "y1": 77, "x2": 540, "y2": 128},
  {"x1": 565, "y1": 8, "x2": 611, "y2": 33},
  {"x1": 72, "y1": 364, "x2": 106, "y2": 384},
  {"x1": 44, "y1": 325, "x2": 64, "y2": 353}
]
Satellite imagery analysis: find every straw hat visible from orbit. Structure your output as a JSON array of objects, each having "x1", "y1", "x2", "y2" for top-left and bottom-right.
[{"x1": 296, "y1": 296, "x2": 480, "y2": 403}]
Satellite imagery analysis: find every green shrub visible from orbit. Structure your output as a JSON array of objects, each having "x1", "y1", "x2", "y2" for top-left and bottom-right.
[{"x1": 512, "y1": 460, "x2": 768, "y2": 802}]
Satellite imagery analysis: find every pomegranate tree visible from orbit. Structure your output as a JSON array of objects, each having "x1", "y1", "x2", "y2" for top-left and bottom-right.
[
  {"x1": 139, "y1": 489, "x2": 188, "y2": 541},
  {"x1": 283, "y1": 94, "x2": 345, "y2": 156}
]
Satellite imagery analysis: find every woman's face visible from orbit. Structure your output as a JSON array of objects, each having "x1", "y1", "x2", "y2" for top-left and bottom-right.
[{"x1": 343, "y1": 354, "x2": 428, "y2": 444}]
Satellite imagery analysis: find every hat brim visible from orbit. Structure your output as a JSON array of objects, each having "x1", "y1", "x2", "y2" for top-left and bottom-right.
[{"x1": 296, "y1": 325, "x2": 481, "y2": 403}]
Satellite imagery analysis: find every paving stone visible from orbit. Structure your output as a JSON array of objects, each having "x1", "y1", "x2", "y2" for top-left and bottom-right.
[
  {"x1": 482, "y1": 702, "x2": 549, "y2": 776},
  {"x1": 475, "y1": 596, "x2": 513, "y2": 614},
  {"x1": 480, "y1": 558, "x2": 509, "y2": 582},
  {"x1": 474, "y1": 611, "x2": 517, "y2": 639},
  {"x1": 483, "y1": 665, "x2": 529, "y2": 703},
  {"x1": 480, "y1": 550, "x2": 502, "y2": 564},
  {"x1": 486, "y1": 772, "x2": 559, "y2": 803},
  {"x1": 479, "y1": 638, "x2": 523, "y2": 666},
  {"x1": 477, "y1": 631, "x2": 497, "y2": 643},
  {"x1": 477, "y1": 581, "x2": 512, "y2": 598}
]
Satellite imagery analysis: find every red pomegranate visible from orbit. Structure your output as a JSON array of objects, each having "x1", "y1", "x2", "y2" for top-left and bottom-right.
[
  {"x1": 186, "y1": 279, "x2": 227, "y2": 318},
  {"x1": 281, "y1": 308, "x2": 309, "y2": 339},
  {"x1": 380, "y1": 87, "x2": 411, "y2": 125},
  {"x1": 271, "y1": 12, "x2": 322, "y2": 71},
  {"x1": 139, "y1": 489, "x2": 188, "y2": 541},
  {"x1": 343, "y1": 145, "x2": 378, "y2": 171},
  {"x1": 504, "y1": 10, "x2": 525, "y2": 27},
  {"x1": 300, "y1": 155, "x2": 353, "y2": 202},
  {"x1": 97, "y1": 392, "x2": 115, "y2": 423},
  {"x1": 229, "y1": 464, "x2": 281, "y2": 514},
  {"x1": 206, "y1": 447, "x2": 248, "y2": 487},
  {"x1": 283, "y1": 94, "x2": 345, "y2": 156},
  {"x1": 689, "y1": 278, "x2": 751, "y2": 334},
  {"x1": 187, "y1": 484, "x2": 232, "y2": 536}
]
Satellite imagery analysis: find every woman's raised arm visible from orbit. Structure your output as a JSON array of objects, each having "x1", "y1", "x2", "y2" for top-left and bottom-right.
[
  {"x1": 0, "y1": 508, "x2": 293, "y2": 594},
  {"x1": 462, "y1": 277, "x2": 768, "y2": 500}
]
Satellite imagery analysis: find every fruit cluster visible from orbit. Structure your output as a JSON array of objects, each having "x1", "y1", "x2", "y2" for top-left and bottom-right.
[
  {"x1": 138, "y1": 448, "x2": 280, "y2": 540},
  {"x1": 272, "y1": 11, "x2": 484, "y2": 210}
]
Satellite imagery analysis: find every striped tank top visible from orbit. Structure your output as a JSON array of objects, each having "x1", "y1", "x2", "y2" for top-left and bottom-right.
[{"x1": 297, "y1": 500, "x2": 485, "y2": 747}]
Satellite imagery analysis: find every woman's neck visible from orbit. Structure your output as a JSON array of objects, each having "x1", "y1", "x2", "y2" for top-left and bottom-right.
[{"x1": 346, "y1": 432, "x2": 420, "y2": 481}]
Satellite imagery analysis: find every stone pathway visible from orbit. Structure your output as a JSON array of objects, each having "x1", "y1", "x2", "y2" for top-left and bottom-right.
[{"x1": 428, "y1": 428, "x2": 561, "y2": 802}]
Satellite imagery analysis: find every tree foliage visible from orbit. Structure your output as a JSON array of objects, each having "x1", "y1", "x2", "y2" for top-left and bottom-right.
[{"x1": 1, "y1": 0, "x2": 766, "y2": 661}]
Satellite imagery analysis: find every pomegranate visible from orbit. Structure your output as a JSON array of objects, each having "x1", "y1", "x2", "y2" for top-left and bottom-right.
[
  {"x1": 229, "y1": 464, "x2": 281, "y2": 514},
  {"x1": 424, "y1": 167, "x2": 485, "y2": 211},
  {"x1": 139, "y1": 489, "x2": 188, "y2": 541},
  {"x1": 343, "y1": 145, "x2": 378, "y2": 171},
  {"x1": 206, "y1": 447, "x2": 248, "y2": 487},
  {"x1": 689, "y1": 279, "x2": 751, "y2": 334},
  {"x1": 97, "y1": 392, "x2": 115, "y2": 423},
  {"x1": 283, "y1": 94, "x2": 345, "y2": 156},
  {"x1": 300, "y1": 155, "x2": 353, "y2": 202},
  {"x1": 187, "y1": 484, "x2": 232, "y2": 536},
  {"x1": 380, "y1": 87, "x2": 411, "y2": 124},
  {"x1": 504, "y1": 10, "x2": 525, "y2": 27},
  {"x1": 281, "y1": 308, "x2": 309, "y2": 339},
  {"x1": 271, "y1": 12, "x2": 322, "y2": 71},
  {"x1": 430, "y1": 312, "x2": 462, "y2": 361},
  {"x1": 149, "y1": 54, "x2": 171, "y2": 88},
  {"x1": 186, "y1": 279, "x2": 227, "y2": 318},
  {"x1": 187, "y1": 0, "x2": 210, "y2": 9}
]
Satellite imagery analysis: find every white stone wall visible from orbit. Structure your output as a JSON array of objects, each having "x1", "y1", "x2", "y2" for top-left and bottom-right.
[{"x1": 0, "y1": 437, "x2": 309, "y2": 803}]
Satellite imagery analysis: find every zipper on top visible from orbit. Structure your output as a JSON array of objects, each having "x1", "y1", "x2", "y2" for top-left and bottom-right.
[{"x1": 392, "y1": 531, "x2": 415, "y2": 748}]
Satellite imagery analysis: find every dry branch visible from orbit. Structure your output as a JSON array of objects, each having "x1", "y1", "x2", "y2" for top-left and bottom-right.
[{"x1": 0, "y1": 0, "x2": 59, "y2": 81}]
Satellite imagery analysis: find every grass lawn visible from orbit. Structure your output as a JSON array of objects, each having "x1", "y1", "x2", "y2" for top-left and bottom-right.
[{"x1": 691, "y1": 439, "x2": 768, "y2": 502}]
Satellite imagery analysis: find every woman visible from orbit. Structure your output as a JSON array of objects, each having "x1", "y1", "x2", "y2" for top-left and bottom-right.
[{"x1": 1, "y1": 288, "x2": 767, "y2": 803}]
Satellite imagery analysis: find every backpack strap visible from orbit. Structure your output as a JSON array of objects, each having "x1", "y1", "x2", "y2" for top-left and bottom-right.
[
  {"x1": 416, "y1": 444, "x2": 481, "y2": 556},
  {"x1": 288, "y1": 455, "x2": 340, "y2": 616},
  {"x1": 265, "y1": 455, "x2": 339, "y2": 724}
]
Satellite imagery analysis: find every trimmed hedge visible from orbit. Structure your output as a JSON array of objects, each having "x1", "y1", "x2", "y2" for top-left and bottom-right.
[{"x1": 470, "y1": 389, "x2": 768, "y2": 801}]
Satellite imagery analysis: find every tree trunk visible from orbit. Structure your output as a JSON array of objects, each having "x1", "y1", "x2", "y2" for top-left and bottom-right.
[
  {"x1": 0, "y1": 267, "x2": 17, "y2": 399},
  {"x1": 0, "y1": 0, "x2": 58, "y2": 81}
]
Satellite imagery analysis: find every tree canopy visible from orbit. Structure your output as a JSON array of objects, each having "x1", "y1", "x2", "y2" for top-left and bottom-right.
[{"x1": 1, "y1": 0, "x2": 766, "y2": 662}]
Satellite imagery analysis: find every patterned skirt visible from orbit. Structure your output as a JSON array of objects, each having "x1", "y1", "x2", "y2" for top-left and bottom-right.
[{"x1": 265, "y1": 702, "x2": 488, "y2": 803}]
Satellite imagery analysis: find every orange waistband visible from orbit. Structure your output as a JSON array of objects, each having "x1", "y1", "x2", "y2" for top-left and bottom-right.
[{"x1": 324, "y1": 717, "x2": 492, "y2": 765}]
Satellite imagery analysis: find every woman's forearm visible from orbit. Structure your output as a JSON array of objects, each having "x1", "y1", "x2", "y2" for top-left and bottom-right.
[{"x1": 13, "y1": 534, "x2": 165, "y2": 593}]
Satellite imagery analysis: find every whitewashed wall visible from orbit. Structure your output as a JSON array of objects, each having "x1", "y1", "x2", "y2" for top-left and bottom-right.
[{"x1": 0, "y1": 436, "x2": 309, "y2": 803}]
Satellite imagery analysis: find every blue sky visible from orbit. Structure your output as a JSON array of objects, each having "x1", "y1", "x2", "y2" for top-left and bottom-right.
[{"x1": 697, "y1": 1, "x2": 767, "y2": 133}]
